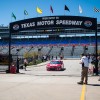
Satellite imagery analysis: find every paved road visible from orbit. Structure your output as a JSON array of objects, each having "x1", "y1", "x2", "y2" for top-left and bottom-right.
[{"x1": 0, "y1": 60, "x2": 100, "y2": 100}]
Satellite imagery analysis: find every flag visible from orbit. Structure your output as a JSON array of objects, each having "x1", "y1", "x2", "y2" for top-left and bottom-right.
[
  {"x1": 79, "y1": 5, "x2": 82, "y2": 13},
  {"x1": 36, "y1": 7, "x2": 42, "y2": 14},
  {"x1": 64, "y1": 5, "x2": 70, "y2": 11},
  {"x1": 12, "y1": 12, "x2": 16, "y2": 20},
  {"x1": 50, "y1": 5, "x2": 53, "y2": 13},
  {"x1": 24, "y1": 10, "x2": 28, "y2": 15},
  {"x1": 94, "y1": 7, "x2": 100, "y2": 12}
]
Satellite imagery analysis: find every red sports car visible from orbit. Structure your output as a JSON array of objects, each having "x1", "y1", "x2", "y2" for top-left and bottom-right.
[{"x1": 46, "y1": 60, "x2": 64, "y2": 71}]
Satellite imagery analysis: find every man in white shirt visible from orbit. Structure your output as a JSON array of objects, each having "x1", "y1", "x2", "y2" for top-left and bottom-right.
[{"x1": 78, "y1": 53, "x2": 89, "y2": 84}]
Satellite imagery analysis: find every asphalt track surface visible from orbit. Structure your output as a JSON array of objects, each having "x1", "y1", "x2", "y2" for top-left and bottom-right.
[{"x1": 0, "y1": 59, "x2": 100, "y2": 100}]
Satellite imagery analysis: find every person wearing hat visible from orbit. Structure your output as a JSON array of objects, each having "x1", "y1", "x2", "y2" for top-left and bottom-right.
[{"x1": 78, "y1": 53, "x2": 89, "y2": 84}]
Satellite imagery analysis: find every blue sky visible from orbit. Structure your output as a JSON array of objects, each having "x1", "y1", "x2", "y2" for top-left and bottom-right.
[{"x1": 0, "y1": 0, "x2": 100, "y2": 26}]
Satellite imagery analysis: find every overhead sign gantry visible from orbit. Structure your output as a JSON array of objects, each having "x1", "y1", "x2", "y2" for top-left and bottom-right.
[{"x1": 9, "y1": 16, "x2": 98, "y2": 74}]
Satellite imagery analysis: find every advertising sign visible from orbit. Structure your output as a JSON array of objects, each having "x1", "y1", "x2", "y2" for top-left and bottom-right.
[{"x1": 10, "y1": 16, "x2": 97, "y2": 33}]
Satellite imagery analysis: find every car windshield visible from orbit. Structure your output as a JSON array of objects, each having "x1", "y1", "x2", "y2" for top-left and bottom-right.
[{"x1": 50, "y1": 61, "x2": 62, "y2": 64}]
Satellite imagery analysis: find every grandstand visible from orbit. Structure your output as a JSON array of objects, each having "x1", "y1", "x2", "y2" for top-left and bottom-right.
[
  {"x1": 0, "y1": 23, "x2": 100, "y2": 59},
  {"x1": 0, "y1": 16, "x2": 100, "y2": 61}
]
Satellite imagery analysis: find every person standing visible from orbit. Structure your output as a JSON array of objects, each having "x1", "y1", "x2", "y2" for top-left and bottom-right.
[
  {"x1": 16, "y1": 58, "x2": 19, "y2": 73},
  {"x1": 98, "y1": 56, "x2": 100, "y2": 81},
  {"x1": 24, "y1": 58, "x2": 28, "y2": 71},
  {"x1": 56, "y1": 56, "x2": 57, "y2": 60},
  {"x1": 78, "y1": 53, "x2": 89, "y2": 84}
]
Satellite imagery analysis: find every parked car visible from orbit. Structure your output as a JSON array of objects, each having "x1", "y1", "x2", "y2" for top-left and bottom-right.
[{"x1": 46, "y1": 60, "x2": 64, "y2": 71}]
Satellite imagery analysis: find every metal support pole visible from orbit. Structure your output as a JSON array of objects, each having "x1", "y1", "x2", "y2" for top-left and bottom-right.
[
  {"x1": 8, "y1": 30, "x2": 11, "y2": 73},
  {"x1": 16, "y1": 49, "x2": 19, "y2": 73},
  {"x1": 95, "y1": 18, "x2": 98, "y2": 75},
  {"x1": 16, "y1": 55, "x2": 19, "y2": 73}
]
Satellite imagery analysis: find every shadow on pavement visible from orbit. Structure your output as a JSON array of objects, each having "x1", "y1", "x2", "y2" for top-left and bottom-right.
[
  {"x1": 87, "y1": 84, "x2": 100, "y2": 86},
  {"x1": 34, "y1": 74, "x2": 81, "y2": 77}
]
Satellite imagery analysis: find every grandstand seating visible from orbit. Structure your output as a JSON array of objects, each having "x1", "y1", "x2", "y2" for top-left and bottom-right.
[
  {"x1": 41, "y1": 46, "x2": 51, "y2": 55},
  {"x1": 63, "y1": 46, "x2": 72, "y2": 57},
  {"x1": 0, "y1": 36, "x2": 100, "y2": 46},
  {"x1": 0, "y1": 36, "x2": 100, "y2": 58},
  {"x1": 73, "y1": 46, "x2": 84, "y2": 56},
  {"x1": 49, "y1": 46, "x2": 61, "y2": 57}
]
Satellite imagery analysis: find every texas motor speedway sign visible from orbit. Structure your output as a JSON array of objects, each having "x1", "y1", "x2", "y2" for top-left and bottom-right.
[{"x1": 10, "y1": 16, "x2": 97, "y2": 33}]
